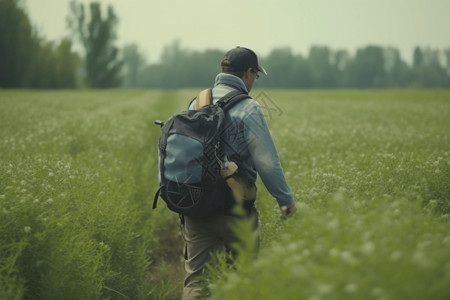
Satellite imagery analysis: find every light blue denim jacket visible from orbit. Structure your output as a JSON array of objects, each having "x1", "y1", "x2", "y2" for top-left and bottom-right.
[{"x1": 189, "y1": 73, "x2": 295, "y2": 208}]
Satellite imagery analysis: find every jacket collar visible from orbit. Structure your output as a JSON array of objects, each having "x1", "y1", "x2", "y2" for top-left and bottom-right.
[{"x1": 214, "y1": 73, "x2": 249, "y2": 94}]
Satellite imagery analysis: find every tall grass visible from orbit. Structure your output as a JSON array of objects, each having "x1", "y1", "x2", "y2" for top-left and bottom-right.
[
  {"x1": 0, "y1": 90, "x2": 180, "y2": 299},
  {"x1": 1, "y1": 89, "x2": 449, "y2": 299}
]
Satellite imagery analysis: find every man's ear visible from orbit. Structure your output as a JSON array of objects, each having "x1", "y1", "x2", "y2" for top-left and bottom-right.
[{"x1": 244, "y1": 68, "x2": 252, "y2": 79}]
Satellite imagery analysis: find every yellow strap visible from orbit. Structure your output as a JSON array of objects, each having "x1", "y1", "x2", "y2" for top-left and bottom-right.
[{"x1": 195, "y1": 88, "x2": 211, "y2": 109}]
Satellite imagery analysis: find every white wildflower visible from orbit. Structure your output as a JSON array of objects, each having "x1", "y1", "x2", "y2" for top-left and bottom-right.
[
  {"x1": 345, "y1": 283, "x2": 358, "y2": 293},
  {"x1": 371, "y1": 287, "x2": 385, "y2": 297},
  {"x1": 413, "y1": 251, "x2": 431, "y2": 268},
  {"x1": 341, "y1": 251, "x2": 357, "y2": 265},
  {"x1": 297, "y1": 202, "x2": 309, "y2": 211},
  {"x1": 361, "y1": 241, "x2": 375, "y2": 255},
  {"x1": 329, "y1": 248, "x2": 339, "y2": 257},
  {"x1": 286, "y1": 242, "x2": 298, "y2": 252},
  {"x1": 327, "y1": 218, "x2": 340, "y2": 230},
  {"x1": 317, "y1": 284, "x2": 332, "y2": 295},
  {"x1": 442, "y1": 236, "x2": 450, "y2": 245},
  {"x1": 390, "y1": 250, "x2": 402, "y2": 261}
]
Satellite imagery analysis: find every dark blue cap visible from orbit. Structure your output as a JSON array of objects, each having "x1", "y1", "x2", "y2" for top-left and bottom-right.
[{"x1": 221, "y1": 46, "x2": 267, "y2": 75}]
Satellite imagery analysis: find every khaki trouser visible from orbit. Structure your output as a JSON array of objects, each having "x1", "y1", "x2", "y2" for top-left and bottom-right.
[{"x1": 182, "y1": 207, "x2": 259, "y2": 300}]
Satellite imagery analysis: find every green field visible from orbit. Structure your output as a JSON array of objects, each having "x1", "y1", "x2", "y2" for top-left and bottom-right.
[{"x1": 1, "y1": 89, "x2": 449, "y2": 299}]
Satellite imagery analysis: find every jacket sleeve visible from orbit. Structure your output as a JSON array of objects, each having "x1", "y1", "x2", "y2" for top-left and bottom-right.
[
  {"x1": 188, "y1": 97, "x2": 196, "y2": 110},
  {"x1": 243, "y1": 103, "x2": 295, "y2": 208}
]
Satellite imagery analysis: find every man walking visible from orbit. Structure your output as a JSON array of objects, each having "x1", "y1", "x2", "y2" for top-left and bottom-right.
[{"x1": 183, "y1": 46, "x2": 296, "y2": 299}]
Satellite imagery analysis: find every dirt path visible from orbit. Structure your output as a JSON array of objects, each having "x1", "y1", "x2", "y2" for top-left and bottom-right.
[{"x1": 148, "y1": 215, "x2": 185, "y2": 299}]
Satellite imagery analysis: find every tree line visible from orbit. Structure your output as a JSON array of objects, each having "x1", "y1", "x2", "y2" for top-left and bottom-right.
[
  {"x1": 1, "y1": 0, "x2": 449, "y2": 89},
  {"x1": 0, "y1": 0, "x2": 120, "y2": 89},
  {"x1": 127, "y1": 41, "x2": 450, "y2": 89},
  {"x1": 0, "y1": 0, "x2": 78, "y2": 88}
]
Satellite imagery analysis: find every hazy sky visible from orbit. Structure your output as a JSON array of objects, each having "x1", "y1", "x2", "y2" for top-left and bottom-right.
[{"x1": 25, "y1": 0, "x2": 450, "y2": 64}]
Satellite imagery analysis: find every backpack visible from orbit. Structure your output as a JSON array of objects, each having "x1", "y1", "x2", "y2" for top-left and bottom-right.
[{"x1": 153, "y1": 88, "x2": 249, "y2": 217}]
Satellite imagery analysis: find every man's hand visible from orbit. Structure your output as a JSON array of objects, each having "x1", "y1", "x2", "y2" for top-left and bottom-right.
[{"x1": 281, "y1": 205, "x2": 297, "y2": 219}]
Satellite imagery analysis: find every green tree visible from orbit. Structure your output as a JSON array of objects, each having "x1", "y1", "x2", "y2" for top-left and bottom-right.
[
  {"x1": 259, "y1": 48, "x2": 305, "y2": 88},
  {"x1": 68, "y1": 1, "x2": 122, "y2": 88},
  {"x1": 158, "y1": 40, "x2": 192, "y2": 89},
  {"x1": 412, "y1": 47, "x2": 447, "y2": 87},
  {"x1": 383, "y1": 47, "x2": 411, "y2": 87},
  {"x1": 139, "y1": 64, "x2": 165, "y2": 88},
  {"x1": 308, "y1": 46, "x2": 337, "y2": 88},
  {"x1": 138, "y1": 41, "x2": 222, "y2": 89},
  {"x1": 444, "y1": 48, "x2": 450, "y2": 74},
  {"x1": 291, "y1": 54, "x2": 313, "y2": 88},
  {"x1": 0, "y1": 0, "x2": 36, "y2": 87},
  {"x1": 28, "y1": 38, "x2": 78, "y2": 89},
  {"x1": 32, "y1": 40, "x2": 57, "y2": 88},
  {"x1": 0, "y1": 0, "x2": 78, "y2": 88},
  {"x1": 122, "y1": 43, "x2": 146, "y2": 88},
  {"x1": 54, "y1": 38, "x2": 79, "y2": 88},
  {"x1": 333, "y1": 49, "x2": 351, "y2": 87},
  {"x1": 348, "y1": 46, "x2": 387, "y2": 88},
  {"x1": 413, "y1": 46, "x2": 423, "y2": 68},
  {"x1": 264, "y1": 48, "x2": 295, "y2": 87},
  {"x1": 444, "y1": 48, "x2": 450, "y2": 87}
]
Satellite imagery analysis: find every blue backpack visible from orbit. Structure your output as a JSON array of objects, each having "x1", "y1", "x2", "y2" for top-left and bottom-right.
[{"x1": 153, "y1": 89, "x2": 249, "y2": 217}]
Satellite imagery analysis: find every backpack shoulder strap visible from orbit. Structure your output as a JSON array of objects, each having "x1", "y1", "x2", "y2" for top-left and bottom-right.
[
  {"x1": 194, "y1": 88, "x2": 212, "y2": 109},
  {"x1": 217, "y1": 89, "x2": 250, "y2": 112}
]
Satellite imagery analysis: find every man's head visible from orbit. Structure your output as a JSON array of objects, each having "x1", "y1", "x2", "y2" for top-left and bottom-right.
[{"x1": 221, "y1": 47, "x2": 267, "y2": 92}]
